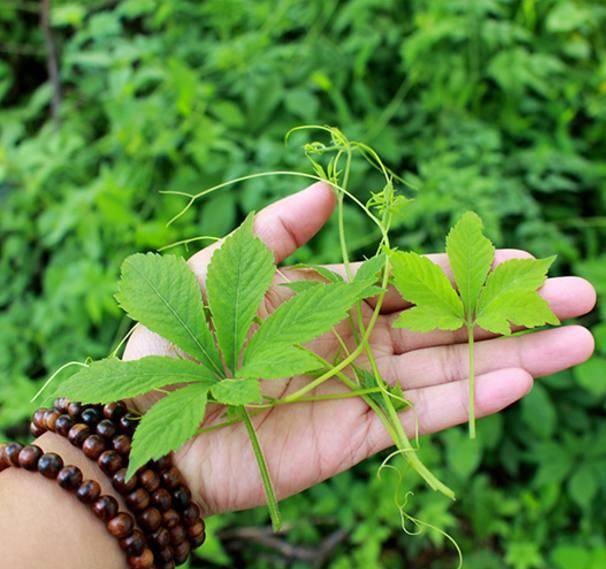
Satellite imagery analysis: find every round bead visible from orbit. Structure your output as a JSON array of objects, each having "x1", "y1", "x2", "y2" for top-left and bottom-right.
[
  {"x1": 162, "y1": 509, "x2": 180, "y2": 529},
  {"x1": 6, "y1": 443, "x2": 24, "y2": 467},
  {"x1": 187, "y1": 521, "x2": 205, "y2": 546},
  {"x1": 139, "y1": 469, "x2": 160, "y2": 493},
  {"x1": 57, "y1": 465, "x2": 83, "y2": 490},
  {"x1": 32, "y1": 408, "x2": 48, "y2": 429},
  {"x1": 172, "y1": 540, "x2": 190, "y2": 564},
  {"x1": 126, "y1": 488, "x2": 150, "y2": 511},
  {"x1": 54, "y1": 414, "x2": 74, "y2": 436},
  {"x1": 158, "y1": 561, "x2": 176, "y2": 569},
  {"x1": 172, "y1": 486, "x2": 191, "y2": 510},
  {"x1": 155, "y1": 455, "x2": 172, "y2": 472},
  {"x1": 120, "y1": 529, "x2": 146, "y2": 557},
  {"x1": 77, "y1": 479, "x2": 101, "y2": 504},
  {"x1": 151, "y1": 488, "x2": 172, "y2": 511},
  {"x1": 107, "y1": 512, "x2": 135, "y2": 539},
  {"x1": 155, "y1": 547, "x2": 173, "y2": 563},
  {"x1": 119, "y1": 415, "x2": 139, "y2": 434},
  {"x1": 44, "y1": 410, "x2": 60, "y2": 432},
  {"x1": 82, "y1": 435, "x2": 106, "y2": 460},
  {"x1": 182, "y1": 503, "x2": 200, "y2": 525},
  {"x1": 29, "y1": 422, "x2": 46, "y2": 437},
  {"x1": 151, "y1": 527, "x2": 170, "y2": 548},
  {"x1": 169, "y1": 524, "x2": 186, "y2": 545},
  {"x1": 38, "y1": 453, "x2": 64, "y2": 479},
  {"x1": 67, "y1": 402, "x2": 83, "y2": 419},
  {"x1": 81, "y1": 407, "x2": 103, "y2": 427},
  {"x1": 0, "y1": 445, "x2": 9, "y2": 472},
  {"x1": 112, "y1": 434, "x2": 132, "y2": 456},
  {"x1": 18, "y1": 445, "x2": 43, "y2": 471},
  {"x1": 103, "y1": 401, "x2": 126, "y2": 421},
  {"x1": 92, "y1": 495, "x2": 119, "y2": 522},
  {"x1": 112, "y1": 468, "x2": 138, "y2": 494},
  {"x1": 98, "y1": 450, "x2": 122, "y2": 474},
  {"x1": 138, "y1": 507, "x2": 162, "y2": 532},
  {"x1": 127, "y1": 548, "x2": 154, "y2": 569},
  {"x1": 68, "y1": 424, "x2": 90, "y2": 447},
  {"x1": 96, "y1": 419, "x2": 117, "y2": 439},
  {"x1": 161, "y1": 467, "x2": 181, "y2": 490},
  {"x1": 53, "y1": 397, "x2": 70, "y2": 413}
]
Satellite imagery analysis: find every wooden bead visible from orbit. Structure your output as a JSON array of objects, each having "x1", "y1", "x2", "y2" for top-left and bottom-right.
[
  {"x1": 172, "y1": 540, "x2": 190, "y2": 564},
  {"x1": 96, "y1": 419, "x2": 117, "y2": 439},
  {"x1": 139, "y1": 469, "x2": 160, "y2": 493},
  {"x1": 58, "y1": 465, "x2": 83, "y2": 490},
  {"x1": 107, "y1": 512, "x2": 135, "y2": 539},
  {"x1": 126, "y1": 488, "x2": 150, "y2": 511},
  {"x1": 18, "y1": 445, "x2": 43, "y2": 471},
  {"x1": 45, "y1": 410, "x2": 61, "y2": 432},
  {"x1": 0, "y1": 444, "x2": 9, "y2": 471},
  {"x1": 187, "y1": 521, "x2": 205, "y2": 546},
  {"x1": 113, "y1": 468, "x2": 138, "y2": 494},
  {"x1": 182, "y1": 503, "x2": 200, "y2": 525},
  {"x1": 81, "y1": 407, "x2": 103, "y2": 427},
  {"x1": 98, "y1": 450, "x2": 122, "y2": 474},
  {"x1": 172, "y1": 485, "x2": 191, "y2": 510},
  {"x1": 155, "y1": 455, "x2": 172, "y2": 472},
  {"x1": 92, "y1": 495, "x2": 119, "y2": 522},
  {"x1": 68, "y1": 423, "x2": 91, "y2": 447},
  {"x1": 6, "y1": 443, "x2": 24, "y2": 467},
  {"x1": 112, "y1": 434, "x2": 132, "y2": 456},
  {"x1": 32, "y1": 408, "x2": 48, "y2": 429},
  {"x1": 161, "y1": 467, "x2": 181, "y2": 490},
  {"x1": 155, "y1": 546, "x2": 173, "y2": 563},
  {"x1": 82, "y1": 435, "x2": 106, "y2": 460},
  {"x1": 29, "y1": 422, "x2": 46, "y2": 437},
  {"x1": 138, "y1": 507, "x2": 162, "y2": 532},
  {"x1": 127, "y1": 547, "x2": 154, "y2": 569},
  {"x1": 151, "y1": 527, "x2": 170, "y2": 548},
  {"x1": 162, "y1": 509, "x2": 180, "y2": 529},
  {"x1": 120, "y1": 529, "x2": 146, "y2": 557},
  {"x1": 77, "y1": 479, "x2": 101, "y2": 504},
  {"x1": 158, "y1": 561, "x2": 176, "y2": 569},
  {"x1": 38, "y1": 453, "x2": 64, "y2": 479},
  {"x1": 54, "y1": 414, "x2": 74, "y2": 436},
  {"x1": 53, "y1": 397, "x2": 70, "y2": 413},
  {"x1": 67, "y1": 402, "x2": 83, "y2": 418},
  {"x1": 169, "y1": 524, "x2": 186, "y2": 545},
  {"x1": 119, "y1": 415, "x2": 139, "y2": 435},
  {"x1": 151, "y1": 488, "x2": 172, "y2": 511},
  {"x1": 103, "y1": 401, "x2": 126, "y2": 421}
]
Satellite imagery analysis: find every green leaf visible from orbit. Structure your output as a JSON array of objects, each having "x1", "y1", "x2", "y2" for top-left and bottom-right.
[
  {"x1": 568, "y1": 464, "x2": 599, "y2": 510},
  {"x1": 354, "y1": 254, "x2": 386, "y2": 286},
  {"x1": 391, "y1": 251, "x2": 464, "y2": 331},
  {"x1": 57, "y1": 356, "x2": 215, "y2": 404},
  {"x1": 206, "y1": 214, "x2": 275, "y2": 372},
  {"x1": 238, "y1": 346, "x2": 322, "y2": 379},
  {"x1": 210, "y1": 378, "x2": 262, "y2": 405},
  {"x1": 446, "y1": 211, "x2": 494, "y2": 316},
  {"x1": 127, "y1": 383, "x2": 209, "y2": 479},
  {"x1": 574, "y1": 357, "x2": 606, "y2": 397},
  {"x1": 115, "y1": 253, "x2": 223, "y2": 376}
]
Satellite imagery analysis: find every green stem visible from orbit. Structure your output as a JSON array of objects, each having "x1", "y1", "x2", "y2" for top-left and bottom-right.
[
  {"x1": 251, "y1": 387, "x2": 383, "y2": 408},
  {"x1": 238, "y1": 406, "x2": 281, "y2": 532},
  {"x1": 467, "y1": 323, "x2": 476, "y2": 439}
]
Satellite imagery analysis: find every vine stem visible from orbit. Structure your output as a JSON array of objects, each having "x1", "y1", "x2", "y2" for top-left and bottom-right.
[{"x1": 467, "y1": 323, "x2": 476, "y2": 439}]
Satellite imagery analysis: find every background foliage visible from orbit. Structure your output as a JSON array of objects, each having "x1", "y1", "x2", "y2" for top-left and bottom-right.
[{"x1": 1, "y1": 0, "x2": 605, "y2": 567}]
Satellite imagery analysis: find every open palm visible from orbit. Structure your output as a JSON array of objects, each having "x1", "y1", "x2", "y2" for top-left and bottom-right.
[{"x1": 124, "y1": 183, "x2": 596, "y2": 517}]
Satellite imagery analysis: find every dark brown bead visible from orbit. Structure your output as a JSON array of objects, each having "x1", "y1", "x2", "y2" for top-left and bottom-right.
[
  {"x1": 44, "y1": 410, "x2": 60, "y2": 432},
  {"x1": 29, "y1": 422, "x2": 46, "y2": 437},
  {"x1": 68, "y1": 423, "x2": 90, "y2": 447},
  {"x1": 98, "y1": 450, "x2": 122, "y2": 474},
  {"x1": 138, "y1": 507, "x2": 162, "y2": 532},
  {"x1": 127, "y1": 548, "x2": 154, "y2": 569},
  {"x1": 67, "y1": 402, "x2": 83, "y2": 418},
  {"x1": 120, "y1": 529, "x2": 146, "y2": 557},
  {"x1": 172, "y1": 485, "x2": 191, "y2": 510},
  {"x1": 169, "y1": 524, "x2": 186, "y2": 545},
  {"x1": 92, "y1": 495, "x2": 119, "y2": 522},
  {"x1": 107, "y1": 512, "x2": 135, "y2": 539},
  {"x1": 161, "y1": 467, "x2": 181, "y2": 490},
  {"x1": 187, "y1": 521, "x2": 205, "y2": 546},
  {"x1": 126, "y1": 488, "x2": 150, "y2": 511},
  {"x1": 38, "y1": 453, "x2": 64, "y2": 479},
  {"x1": 53, "y1": 397, "x2": 70, "y2": 413},
  {"x1": 181, "y1": 503, "x2": 200, "y2": 525},
  {"x1": 151, "y1": 527, "x2": 170, "y2": 548},
  {"x1": 103, "y1": 401, "x2": 127, "y2": 421},
  {"x1": 77, "y1": 479, "x2": 101, "y2": 504},
  {"x1": 151, "y1": 488, "x2": 172, "y2": 511},
  {"x1": 162, "y1": 509, "x2": 180, "y2": 529},
  {"x1": 158, "y1": 561, "x2": 176, "y2": 569},
  {"x1": 96, "y1": 419, "x2": 117, "y2": 439},
  {"x1": 82, "y1": 435, "x2": 106, "y2": 460},
  {"x1": 6, "y1": 443, "x2": 23, "y2": 467},
  {"x1": 0, "y1": 445, "x2": 9, "y2": 472},
  {"x1": 155, "y1": 455, "x2": 172, "y2": 472},
  {"x1": 32, "y1": 408, "x2": 48, "y2": 429},
  {"x1": 112, "y1": 434, "x2": 132, "y2": 456},
  {"x1": 112, "y1": 468, "x2": 137, "y2": 494},
  {"x1": 58, "y1": 465, "x2": 83, "y2": 490},
  {"x1": 155, "y1": 546, "x2": 173, "y2": 563},
  {"x1": 18, "y1": 445, "x2": 43, "y2": 471},
  {"x1": 81, "y1": 407, "x2": 103, "y2": 427},
  {"x1": 54, "y1": 414, "x2": 74, "y2": 436},
  {"x1": 138, "y1": 469, "x2": 160, "y2": 493},
  {"x1": 119, "y1": 414, "x2": 139, "y2": 434},
  {"x1": 172, "y1": 540, "x2": 190, "y2": 564}
]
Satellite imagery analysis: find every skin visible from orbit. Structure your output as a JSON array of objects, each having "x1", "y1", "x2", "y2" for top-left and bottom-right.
[{"x1": 0, "y1": 182, "x2": 596, "y2": 568}]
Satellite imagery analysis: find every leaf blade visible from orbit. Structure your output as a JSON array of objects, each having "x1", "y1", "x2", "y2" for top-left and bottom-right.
[{"x1": 210, "y1": 378, "x2": 262, "y2": 405}]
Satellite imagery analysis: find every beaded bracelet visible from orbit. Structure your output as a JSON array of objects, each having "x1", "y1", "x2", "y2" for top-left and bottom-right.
[{"x1": 0, "y1": 443, "x2": 155, "y2": 569}]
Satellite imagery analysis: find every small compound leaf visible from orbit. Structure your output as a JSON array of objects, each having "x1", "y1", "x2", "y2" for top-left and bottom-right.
[
  {"x1": 127, "y1": 383, "x2": 209, "y2": 479},
  {"x1": 238, "y1": 346, "x2": 322, "y2": 379},
  {"x1": 446, "y1": 211, "x2": 494, "y2": 316},
  {"x1": 206, "y1": 214, "x2": 275, "y2": 372},
  {"x1": 210, "y1": 378, "x2": 262, "y2": 405},
  {"x1": 394, "y1": 305, "x2": 465, "y2": 332},
  {"x1": 116, "y1": 253, "x2": 223, "y2": 376},
  {"x1": 354, "y1": 254, "x2": 386, "y2": 286},
  {"x1": 57, "y1": 356, "x2": 215, "y2": 404}
]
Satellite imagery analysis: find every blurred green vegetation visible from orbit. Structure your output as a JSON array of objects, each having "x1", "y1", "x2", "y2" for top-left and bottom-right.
[{"x1": 1, "y1": 0, "x2": 605, "y2": 567}]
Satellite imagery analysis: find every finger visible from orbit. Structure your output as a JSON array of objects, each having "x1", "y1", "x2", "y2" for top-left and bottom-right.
[
  {"x1": 388, "y1": 276, "x2": 597, "y2": 353},
  {"x1": 381, "y1": 325, "x2": 594, "y2": 389},
  {"x1": 188, "y1": 182, "x2": 336, "y2": 280},
  {"x1": 365, "y1": 368, "x2": 533, "y2": 452}
]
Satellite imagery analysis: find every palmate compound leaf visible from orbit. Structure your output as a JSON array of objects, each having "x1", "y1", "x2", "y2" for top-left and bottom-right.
[
  {"x1": 446, "y1": 211, "x2": 494, "y2": 316},
  {"x1": 57, "y1": 356, "x2": 216, "y2": 404},
  {"x1": 206, "y1": 214, "x2": 275, "y2": 373},
  {"x1": 127, "y1": 382, "x2": 209, "y2": 479},
  {"x1": 391, "y1": 251, "x2": 465, "y2": 332},
  {"x1": 115, "y1": 253, "x2": 223, "y2": 377},
  {"x1": 210, "y1": 378, "x2": 263, "y2": 405}
]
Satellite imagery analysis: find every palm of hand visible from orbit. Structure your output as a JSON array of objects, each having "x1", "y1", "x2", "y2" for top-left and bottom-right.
[{"x1": 124, "y1": 183, "x2": 595, "y2": 517}]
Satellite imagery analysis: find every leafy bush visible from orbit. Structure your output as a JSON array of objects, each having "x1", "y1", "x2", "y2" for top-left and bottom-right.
[{"x1": 1, "y1": 1, "x2": 604, "y2": 567}]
